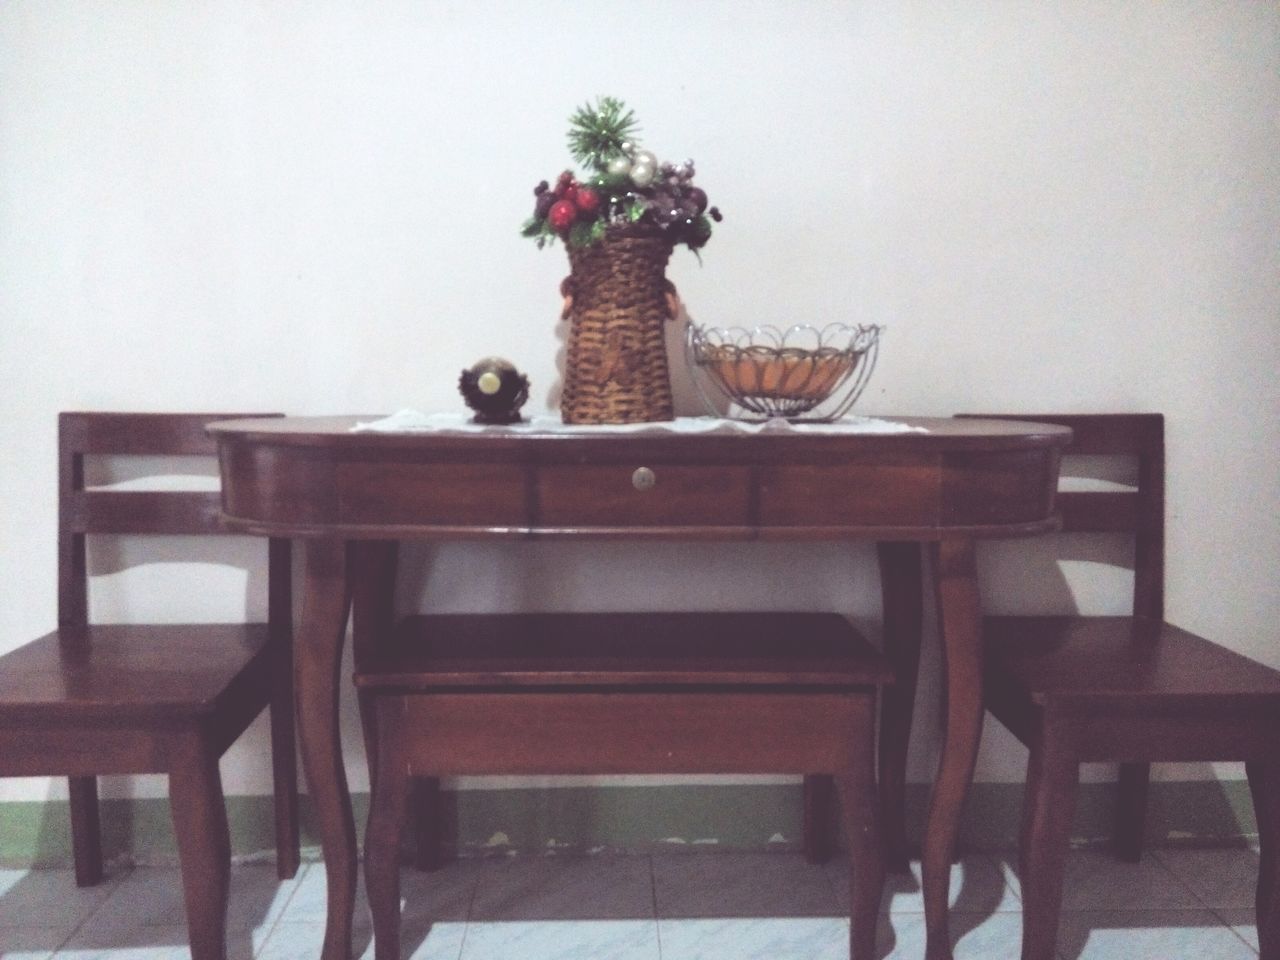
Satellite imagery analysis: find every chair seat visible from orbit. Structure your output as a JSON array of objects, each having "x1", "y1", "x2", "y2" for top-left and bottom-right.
[
  {"x1": 984, "y1": 615, "x2": 1280, "y2": 709},
  {"x1": 0, "y1": 623, "x2": 271, "y2": 723},
  {"x1": 356, "y1": 612, "x2": 893, "y2": 691}
]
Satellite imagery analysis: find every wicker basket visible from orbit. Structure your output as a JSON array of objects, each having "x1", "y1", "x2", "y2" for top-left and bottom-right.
[{"x1": 561, "y1": 224, "x2": 675, "y2": 424}]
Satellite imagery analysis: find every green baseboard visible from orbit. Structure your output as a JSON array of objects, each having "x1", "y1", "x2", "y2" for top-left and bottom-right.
[{"x1": 0, "y1": 780, "x2": 1258, "y2": 868}]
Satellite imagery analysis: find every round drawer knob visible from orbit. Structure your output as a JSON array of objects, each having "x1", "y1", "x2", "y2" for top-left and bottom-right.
[{"x1": 631, "y1": 466, "x2": 656, "y2": 491}]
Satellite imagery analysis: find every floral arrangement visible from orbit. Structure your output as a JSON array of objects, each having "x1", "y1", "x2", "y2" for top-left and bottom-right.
[{"x1": 521, "y1": 97, "x2": 722, "y2": 252}]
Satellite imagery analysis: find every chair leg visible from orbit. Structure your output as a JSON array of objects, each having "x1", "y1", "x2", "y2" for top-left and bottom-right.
[
  {"x1": 1017, "y1": 730, "x2": 1078, "y2": 960},
  {"x1": 269, "y1": 677, "x2": 301, "y2": 879},
  {"x1": 1247, "y1": 759, "x2": 1280, "y2": 960},
  {"x1": 803, "y1": 774, "x2": 836, "y2": 863},
  {"x1": 68, "y1": 775, "x2": 104, "y2": 887},
  {"x1": 876, "y1": 541, "x2": 923, "y2": 872},
  {"x1": 1113, "y1": 761, "x2": 1150, "y2": 863},
  {"x1": 169, "y1": 741, "x2": 231, "y2": 960},
  {"x1": 367, "y1": 701, "x2": 410, "y2": 960},
  {"x1": 268, "y1": 541, "x2": 301, "y2": 878},
  {"x1": 837, "y1": 704, "x2": 884, "y2": 960},
  {"x1": 412, "y1": 777, "x2": 446, "y2": 871}
]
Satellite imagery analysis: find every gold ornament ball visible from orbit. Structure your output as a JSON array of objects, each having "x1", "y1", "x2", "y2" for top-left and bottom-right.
[{"x1": 458, "y1": 357, "x2": 530, "y2": 425}]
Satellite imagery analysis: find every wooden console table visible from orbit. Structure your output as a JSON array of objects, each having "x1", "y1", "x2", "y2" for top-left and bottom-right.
[{"x1": 211, "y1": 415, "x2": 1070, "y2": 960}]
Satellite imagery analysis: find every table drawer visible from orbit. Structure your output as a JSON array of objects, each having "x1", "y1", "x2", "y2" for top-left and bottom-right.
[
  {"x1": 337, "y1": 462, "x2": 527, "y2": 527},
  {"x1": 536, "y1": 464, "x2": 751, "y2": 527},
  {"x1": 758, "y1": 459, "x2": 940, "y2": 528}
]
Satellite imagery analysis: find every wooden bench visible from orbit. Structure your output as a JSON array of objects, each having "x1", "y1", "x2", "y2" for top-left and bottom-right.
[{"x1": 357, "y1": 611, "x2": 891, "y2": 960}]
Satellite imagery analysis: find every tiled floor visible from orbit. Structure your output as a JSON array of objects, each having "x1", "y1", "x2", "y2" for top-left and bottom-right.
[{"x1": 0, "y1": 847, "x2": 1261, "y2": 959}]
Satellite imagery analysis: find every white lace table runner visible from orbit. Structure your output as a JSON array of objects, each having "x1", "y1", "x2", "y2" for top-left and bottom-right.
[{"x1": 352, "y1": 410, "x2": 926, "y2": 436}]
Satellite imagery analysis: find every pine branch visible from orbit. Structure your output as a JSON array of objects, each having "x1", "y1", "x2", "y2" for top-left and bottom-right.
[{"x1": 567, "y1": 97, "x2": 640, "y2": 171}]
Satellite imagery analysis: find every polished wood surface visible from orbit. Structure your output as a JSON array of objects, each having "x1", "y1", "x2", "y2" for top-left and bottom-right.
[
  {"x1": 0, "y1": 413, "x2": 300, "y2": 960},
  {"x1": 970, "y1": 413, "x2": 1280, "y2": 960},
  {"x1": 359, "y1": 613, "x2": 889, "y2": 960},
  {"x1": 213, "y1": 415, "x2": 1068, "y2": 540},
  {"x1": 211, "y1": 414, "x2": 1070, "y2": 960},
  {"x1": 359, "y1": 612, "x2": 894, "y2": 688}
]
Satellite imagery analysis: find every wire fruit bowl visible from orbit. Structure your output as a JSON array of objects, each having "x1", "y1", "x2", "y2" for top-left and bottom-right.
[{"x1": 685, "y1": 322, "x2": 881, "y2": 421}]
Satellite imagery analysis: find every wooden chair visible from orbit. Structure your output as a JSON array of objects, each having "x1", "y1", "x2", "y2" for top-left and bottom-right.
[
  {"x1": 963, "y1": 413, "x2": 1280, "y2": 960},
  {"x1": 358, "y1": 611, "x2": 891, "y2": 960},
  {"x1": 0, "y1": 412, "x2": 300, "y2": 960}
]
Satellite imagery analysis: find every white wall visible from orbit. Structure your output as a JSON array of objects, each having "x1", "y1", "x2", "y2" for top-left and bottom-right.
[{"x1": 2, "y1": 1, "x2": 1277, "y2": 804}]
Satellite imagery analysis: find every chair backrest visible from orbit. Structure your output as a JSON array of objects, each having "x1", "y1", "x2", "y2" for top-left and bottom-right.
[
  {"x1": 958, "y1": 414, "x2": 1165, "y2": 621},
  {"x1": 57, "y1": 412, "x2": 290, "y2": 631}
]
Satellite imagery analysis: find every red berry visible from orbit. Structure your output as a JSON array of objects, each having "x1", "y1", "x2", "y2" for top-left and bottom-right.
[
  {"x1": 548, "y1": 199, "x2": 576, "y2": 232},
  {"x1": 574, "y1": 186, "x2": 600, "y2": 215}
]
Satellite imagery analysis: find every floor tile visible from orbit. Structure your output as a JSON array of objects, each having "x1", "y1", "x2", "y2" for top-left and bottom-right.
[
  {"x1": 258, "y1": 863, "x2": 333, "y2": 926},
  {"x1": 255, "y1": 920, "x2": 373, "y2": 960},
  {"x1": 653, "y1": 853, "x2": 839, "y2": 918},
  {"x1": 468, "y1": 854, "x2": 653, "y2": 921},
  {"x1": 54, "y1": 925, "x2": 268, "y2": 960},
  {"x1": 1152, "y1": 847, "x2": 1261, "y2": 909},
  {"x1": 1055, "y1": 910, "x2": 1259, "y2": 959},
  {"x1": 394, "y1": 918, "x2": 468, "y2": 960},
  {"x1": 1057, "y1": 849, "x2": 1201, "y2": 912},
  {"x1": 0, "y1": 849, "x2": 1267, "y2": 960},
  {"x1": 987, "y1": 854, "x2": 1023, "y2": 903},
  {"x1": 79, "y1": 864, "x2": 302, "y2": 935},
  {"x1": 0, "y1": 868, "x2": 121, "y2": 937},
  {"x1": 257, "y1": 918, "x2": 465, "y2": 960},
  {"x1": 398, "y1": 862, "x2": 484, "y2": 924},
  {"x1": 657, "y1": 917, "x2": 850, "y2": 960},
  {"x1": 0, "y1": 926, "x2": 64, "y2": 960},
  {"x1": 1215, "y1": 908, "x2": 1260, "y2": 953},
  {"x1": 876, "y1": 911, "x2": 1026, "y2": 959},
  {"x1": 826, "y1": 855, "x2": 1020, "y2": 915},
  {"x1": 59, "y1": 919, "x2": 272, "y2": 960},
  {"x1": 459, "y1": 919, "x2": 660, "y2": 960},
  {"x1": 279, "y1": 860, "x2": 477, "y2": 926}
]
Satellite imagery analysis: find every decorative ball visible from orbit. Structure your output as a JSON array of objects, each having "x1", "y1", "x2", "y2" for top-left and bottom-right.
[
  {"x1": 633, "y1": 149, "x2": 657, "y2": 169},
  {"x1": 630, "y1": 162, "x2": 655, "y2": 187},
  {"x1": 607, "y1": 155, "x2": 632, "y2": 178},
  {"x1": 575, "y1": 186, "x2": 600, "y2": 214},
  {"x1": 458, "y1": 357, "x2": 530, "y2": 425},
  {"x1": 548, "y1": 199, "x2": 576, "y2": 232}
]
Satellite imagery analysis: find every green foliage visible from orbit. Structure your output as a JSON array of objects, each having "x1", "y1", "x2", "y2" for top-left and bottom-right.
[
  {"x1": 687, "y1": 214, "x2": 713, "y2": 248},
  {"x1": 520, "y1": 216, "x2": 557, "y2": 249},
  {"x1": 523, "y1": 97, "x2": 719, "y2": 255},
  {"x1": 567, "y1": 221, "x2": 596, "y2": 248},
  {"x1": 591, "y1": 171, "x2": 631, "y2": 191},
  {"x1": 567, "y1": 97, "x2": 639, "y2": 172}
]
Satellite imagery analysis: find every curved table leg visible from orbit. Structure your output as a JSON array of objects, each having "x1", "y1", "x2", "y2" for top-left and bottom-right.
[
  {"x1": 351, "y1": 541, "x2": 399, "y2": 798},
  {"x1": 923, "y1": 539, "x2": 984, "y2": 960},
  {"x1": 876, "y1": 541, "x2": 924, "y2": 872},
  {"x1": 297, "y1": 539, "x2": 356, "y2": 960}
]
